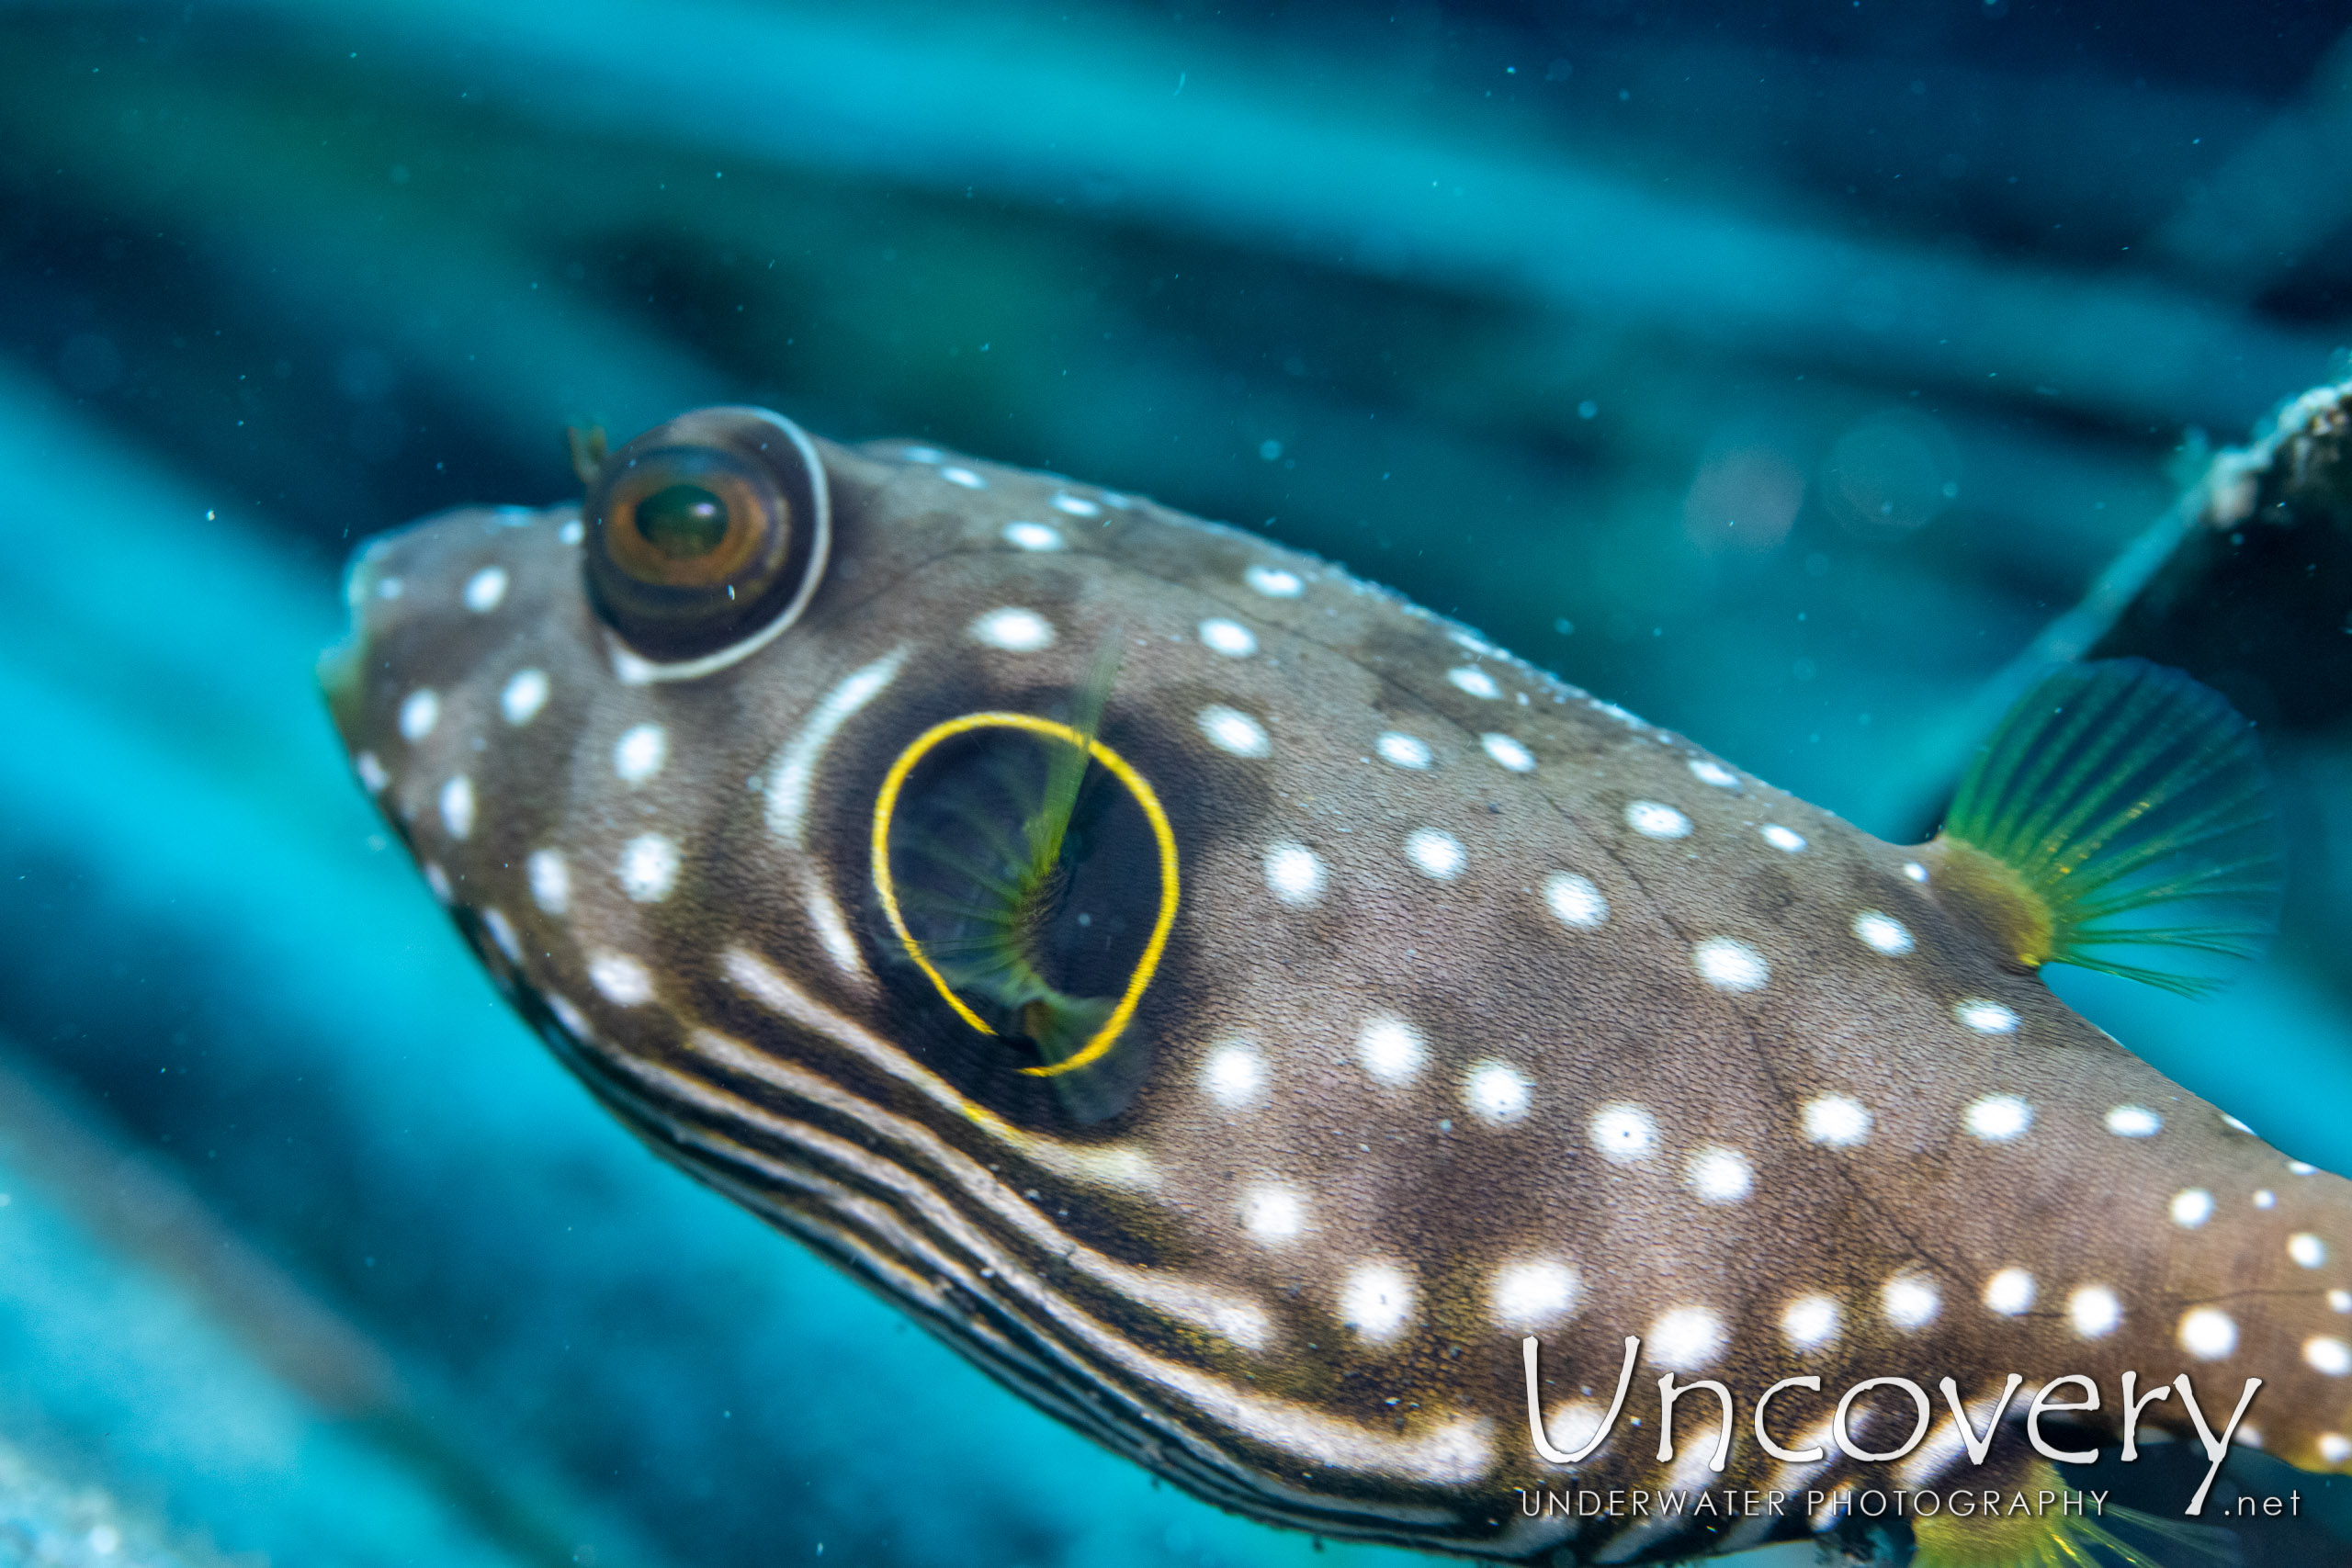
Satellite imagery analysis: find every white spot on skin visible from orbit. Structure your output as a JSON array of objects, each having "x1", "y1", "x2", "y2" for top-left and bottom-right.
[
  {"x1": 2105, "y1": 1105, "x2": 2163, "y2": 1137},
  {"x1": 2179, "y1": 1308, "x2": 2239, "y2": 1360},
  {"x1": 481, "y1": 907, "x2": 523, "y2": 964},
  {"x1": 1955, "y1": 999, "x2": 2019, "y2": 1034},
  {"x1": 2332, "y1": 1290, "x2": 2352, "y2": 1314},
  {"x1": 901, "y1": 446, "x2": 942, "y2": 463},
  {"x1": 617, "y1": 834, "x2": 680, "y2": 903},
  {"x1": 1199, "y1": 618, "x2": 1258, "y2": 657},
  {"x1": 588, "y1": 952, "x2": 653, "y2": 1007},
  {"x1": 501, "y1": 669, "x2": 549, "y2": 727},
  {"x1": 1689, "y1": 759, "x2": 1738, "y2": 788},
  {"x1": 438, "y1": 775, "x2": 475, "y2": 840},
  {"x1": 1802, "y1": 1094, "x2": 1871, "y2": 1147},
  {"x1": 1761, "y1": 824, "x2": 1806, "y2": 852},
  {"x1": 559, "y1": 518, "x2": 584, "y2": 546},
  {"x1": 423, "y1": 863, "x2": 453, "y2": 903},
  {"x1": 1883, "y1": 1275, "x2": 1940, "y2": 1330},
  {"x1": 1002, "y1": 521, "x2": 1064, "y2": 551},
  {"x1": 1983, "y1": 1269, "x2": 2036, "y2": 1316},
  {"x1": 1376, "y1": 732, "x2": 1433, "y2": 769},
  {"x1": 2256, "y1": 1190, "x2": 2278, "y2": 1209},
  {"x1": 2290, "y1": 1234, "x2": 2330, "y2": 1269},
  {"x1": 1464, "y1": 1062, "x2": 1533, "y2": 1125},
  {"x1": 940, "y1": 465, "x2": 985, "y2": 489},
  {"x1": 1648, "y1": 1306, "x2": 1726, "y2": 1371},
  {"x1": 1852, "y1": 912, "x2": 1914, "y2": 955},
  {"x1": 1627, "y1": 801, "x2": 1691, "y2": 839},
  {"x1": 1198, "y1": 706, "x2": 1270, "y2": 757},
  {"x1": 527, "y1": 850, "x2": 570, "y2": 915},
  {"x1": 1693, "y1": 938, "x2": 1770, "y2": 992},
  {"x1": 1240, "y1": 1185, "x2": 1306, "y2": 1242},
  {"x1": 376, "y1": 576, "x2": 403, "y2": 600},
  {"x1": 2172, "y1": 1190, "x2": 2215, "y2": 1228},
  {"x1": 2307, "y1": 1337, "x2": 2352, "y2": 1376},
  {"x1": 355, "y1": 751, "x2": 389, "y2": 793},
  {"x1": 2069, "y1": 1285, "x2": 2122, "y2": 1340},
  {"x1": 1904, "y1": 860, "x2": 1928, "y2": 882},
  {"x1": 1447, "y1": 667, "x2": 1501, "y2": 700},
  {"x1": 1405, "y1": 829, "x2": 1465, "y2": 880},
  {"x1": 1050, "y1": 493, "x2": 1100, "y2": 517},
  {"x1": 1262, "y1": 842, "x2": 1325, "y2": 908},
  {"x1": 400, "y1": 689, "x2": 440, "y2": 743},
  {"x1": 2224, "y1": 1113, "x2": 2256, "y2": 1134},
  {"x1": 1481, "y1": 734, "x2": 1535, "y2": 772},
  {"x1": 2321, "y1": 1434, "x2": 2352, "y2": 1464},
  {"x1": 1781, "y1": 1295, "x2": 1839, "y2": 1352},
  {"x1": 1200, "y1": 1042, "x2": 1265, "y2": 1109},
  {"x1": 1965, "y1": 1095, "x2": 2034, "y2": 1143},
  {"x1": 614, "y1": 723, "x2": 668, "y2": 784},
  {"x1": 1356, "y1": 1016, "x2": 1428, "y2": 1086},
  {"x1": 1544, "y1": 874, "x2": 1609, "y2": 930},
  {"x1": 2291, "y1": 1161, "x2": 2318, "y2": 1176},
  {"x1": 1339, "y1": 1262, "x2": 1416, "y2": 1345},
  {"x1": 971, "y1": 607, "x2": 1057, "y2": 651},
  {"x1": 1589, "y1": 1103, "x2": 1657, "y2": 1164},
  {"x1": 1687, "y1": 1146, "x2": 1753, "y2": 1204},
  {"x1": 464, "y1": 566, "x2": 509, "y2": 612},
  {"x1": 1244, "y1": 565, "x2": 1303, "y2": 598},
  {"x1": 1491, "y1": 1261, "x2": 1580, "y2": 1328}
]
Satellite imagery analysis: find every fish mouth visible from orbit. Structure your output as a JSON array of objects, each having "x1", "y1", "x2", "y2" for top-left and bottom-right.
[{"x1": 316, "y1": 538, "x2": 390, "y2": 736}]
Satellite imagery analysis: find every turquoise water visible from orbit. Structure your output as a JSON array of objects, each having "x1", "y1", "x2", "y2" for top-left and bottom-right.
[{"x1": 4, "y1": 4, "x2": 2351, "y2": 1563}]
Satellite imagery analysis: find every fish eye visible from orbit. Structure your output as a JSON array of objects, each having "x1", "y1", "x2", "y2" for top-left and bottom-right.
[{"x1": 582, "y1": 407, "x2": 830, "y2": 663}]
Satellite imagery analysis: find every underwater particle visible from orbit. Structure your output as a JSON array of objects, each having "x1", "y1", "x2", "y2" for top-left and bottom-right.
[
  {"x1": 614, "y1": 723, "x2": 668, "y2": 784},
  {"x1": 526, "y1": 849, "x2": 570, "y2": 915},
  {"x1": 1463, "y1": 1062, "x2": 1533, "y2": 1125},
  {"x1": 970, "y1": 607, "x2": 1057, "y2": 651},
  {"x1": 1955, "y1": 999, "x2": 2019, "y2": 1034},
  {"x1": 1001, "y1": 521, "x2": 1065, "y2": 551},
  {"x1": 1627, "y1": 801, "x2": 1691, "y2": 840},
  {"x1": 1448, "y1": 667, "x2": 1502, "y2": 699},
  {"x1": 1405, "y1": 828, "x2": 1465, "y2": 880},
  {"x1": 1589, "y1": 1103, "x2": 1657, "y2": 1163},
  {"x1": 1240, "y1": 1185, "x2": 1306, "y2": 1242},
  {"x1": 1686, "y1": 1145, "x2": 1753, "y2": 1203},
  {"x1": 464, "y1": 566, "x2": 509, "y2": 613},
  {"x1": 1490, "y1": 1260, "x2": 1579, "y2": 1327},
  {"x1": 1376, "y1": 732, "x2": 1433, "y2": 769},
  {"x1": 1543, "y1": 873, "x2": 1608, "y2": 930},
  {"x1": 1965, "y1": 1095, "x2": 2034, "y2": 1143},
  {"x1": 1760, "y1": 824, "x2": 1805, "y2": 852},
  {"x1": 1198, "y1": 618, "x2": 1258, "y2": 657},
  {"x1": 2104, "y1": 1105, "x2": 2163, "y2": 1137},
  {"x1": 1647, "y1": 1306, "x2": 1725, "y2": 1371},
  {"x1": 2178, "y1": 1307, "x2": 2240, "y2": 1360},
  {"x1": 1781, "y1": 1294, "x2": 1839, "y2": 1351},
  {"x1": 1688, "y1": 759, "x2": 1737, "y2": 788},
  {"x1": 1199, "y1": 1042, "x2": 1266, "y2": 1109},
  {"x1": 2171, "y1": 1189, "x2": 2216, "y2": 1228},
  {"x1": 1983, "y1": 1268, "x2": 2036, "y2": 1315},
  {"x1": 1801, "y1": 1094, "x2": 1871, "y2": 1147},
  {"x1": 438, "y1": 774, "x2": 475, "y2": 839},
  {"x1": 501, "y1": 669, "x2": 549, "y2": 727},
  {"x1": 1820, "y1": 409, "x2": 1959, "y2": 537},
  {"x1": 588, "y1": 951, "x2": 654, "y2": 1007},
  {"x1": 1244, "y1": 565, "x2": 1303, "y2": 598},
  {"x1": 1851, "y1": 911, "x2": 1914, "y2": 954},
  {"x1": 2068, "y1": 1284, "x2": 2122, "y2": 1339},
  {"x1": 1692, "y1": 938, "x2": 1769, "y2": 992},
  {"x1": 2306, "y1": 1337, "x2": 2352, "y2": 1376},
  {"x1": 399, "y1": 688, "x2": 440, "y2": 742},
  {"x1": 1259, "y1": 439, "x2": 1283, "y2": 462},
  {"x1": 1338, "y1": 1262, "x2": 1415, "y2": 1343},
  {"x1": 2290, "y1": 1233, "x2": 2329, "y2": 1269},
  {"x1": 1261, "y1": 841, "x2": 1326, "y2": 908},
  {"x1": 1355, "y1": 1015, "x2": 1428, "y2": 1085},
  {"x1": 1882, "y1": 1274, "x2": 1940, "y2": 1330},
  {"x1": 58, "y1": 333, "x2": 121, "y2": 396},
  {"x1": 617, "y1": 833, "x2": 679, "y2": 902},
  {"x1": 1197, "y1": 705, "x2": 1270, "y2": 757},
  {"x1": 1681, "y1": 440, "x2": 1806, "y2": 556}
]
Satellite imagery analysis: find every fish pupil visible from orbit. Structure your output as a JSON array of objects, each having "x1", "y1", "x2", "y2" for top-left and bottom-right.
[{"x1": 635, "y1": 482, "x2": 729, "y2": 558}]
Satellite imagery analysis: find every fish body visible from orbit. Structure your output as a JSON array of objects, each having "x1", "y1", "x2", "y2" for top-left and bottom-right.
[{"x1": 323, "y1": 409, "x2": 2352, "y2": 1563}]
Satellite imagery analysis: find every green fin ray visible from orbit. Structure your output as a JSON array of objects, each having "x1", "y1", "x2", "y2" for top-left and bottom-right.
[{"x1": 1936, "y1": 659, "x2": 2283, "y2": 996}]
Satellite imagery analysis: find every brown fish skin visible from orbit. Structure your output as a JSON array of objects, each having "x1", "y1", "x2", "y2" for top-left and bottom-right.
[{"x1": 322, "y1": 411, "x2": 2352, "y2": 1563}]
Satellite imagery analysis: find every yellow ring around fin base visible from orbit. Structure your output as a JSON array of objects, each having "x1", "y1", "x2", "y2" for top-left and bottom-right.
[{"x1": 870, "y1": 711, "x2": 1181, "y2": 1078}]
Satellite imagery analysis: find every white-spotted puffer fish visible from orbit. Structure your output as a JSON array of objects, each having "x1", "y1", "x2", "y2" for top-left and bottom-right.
[{"x1": 321, "y1": 406, "x2": 2351, "y2": 1566}]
